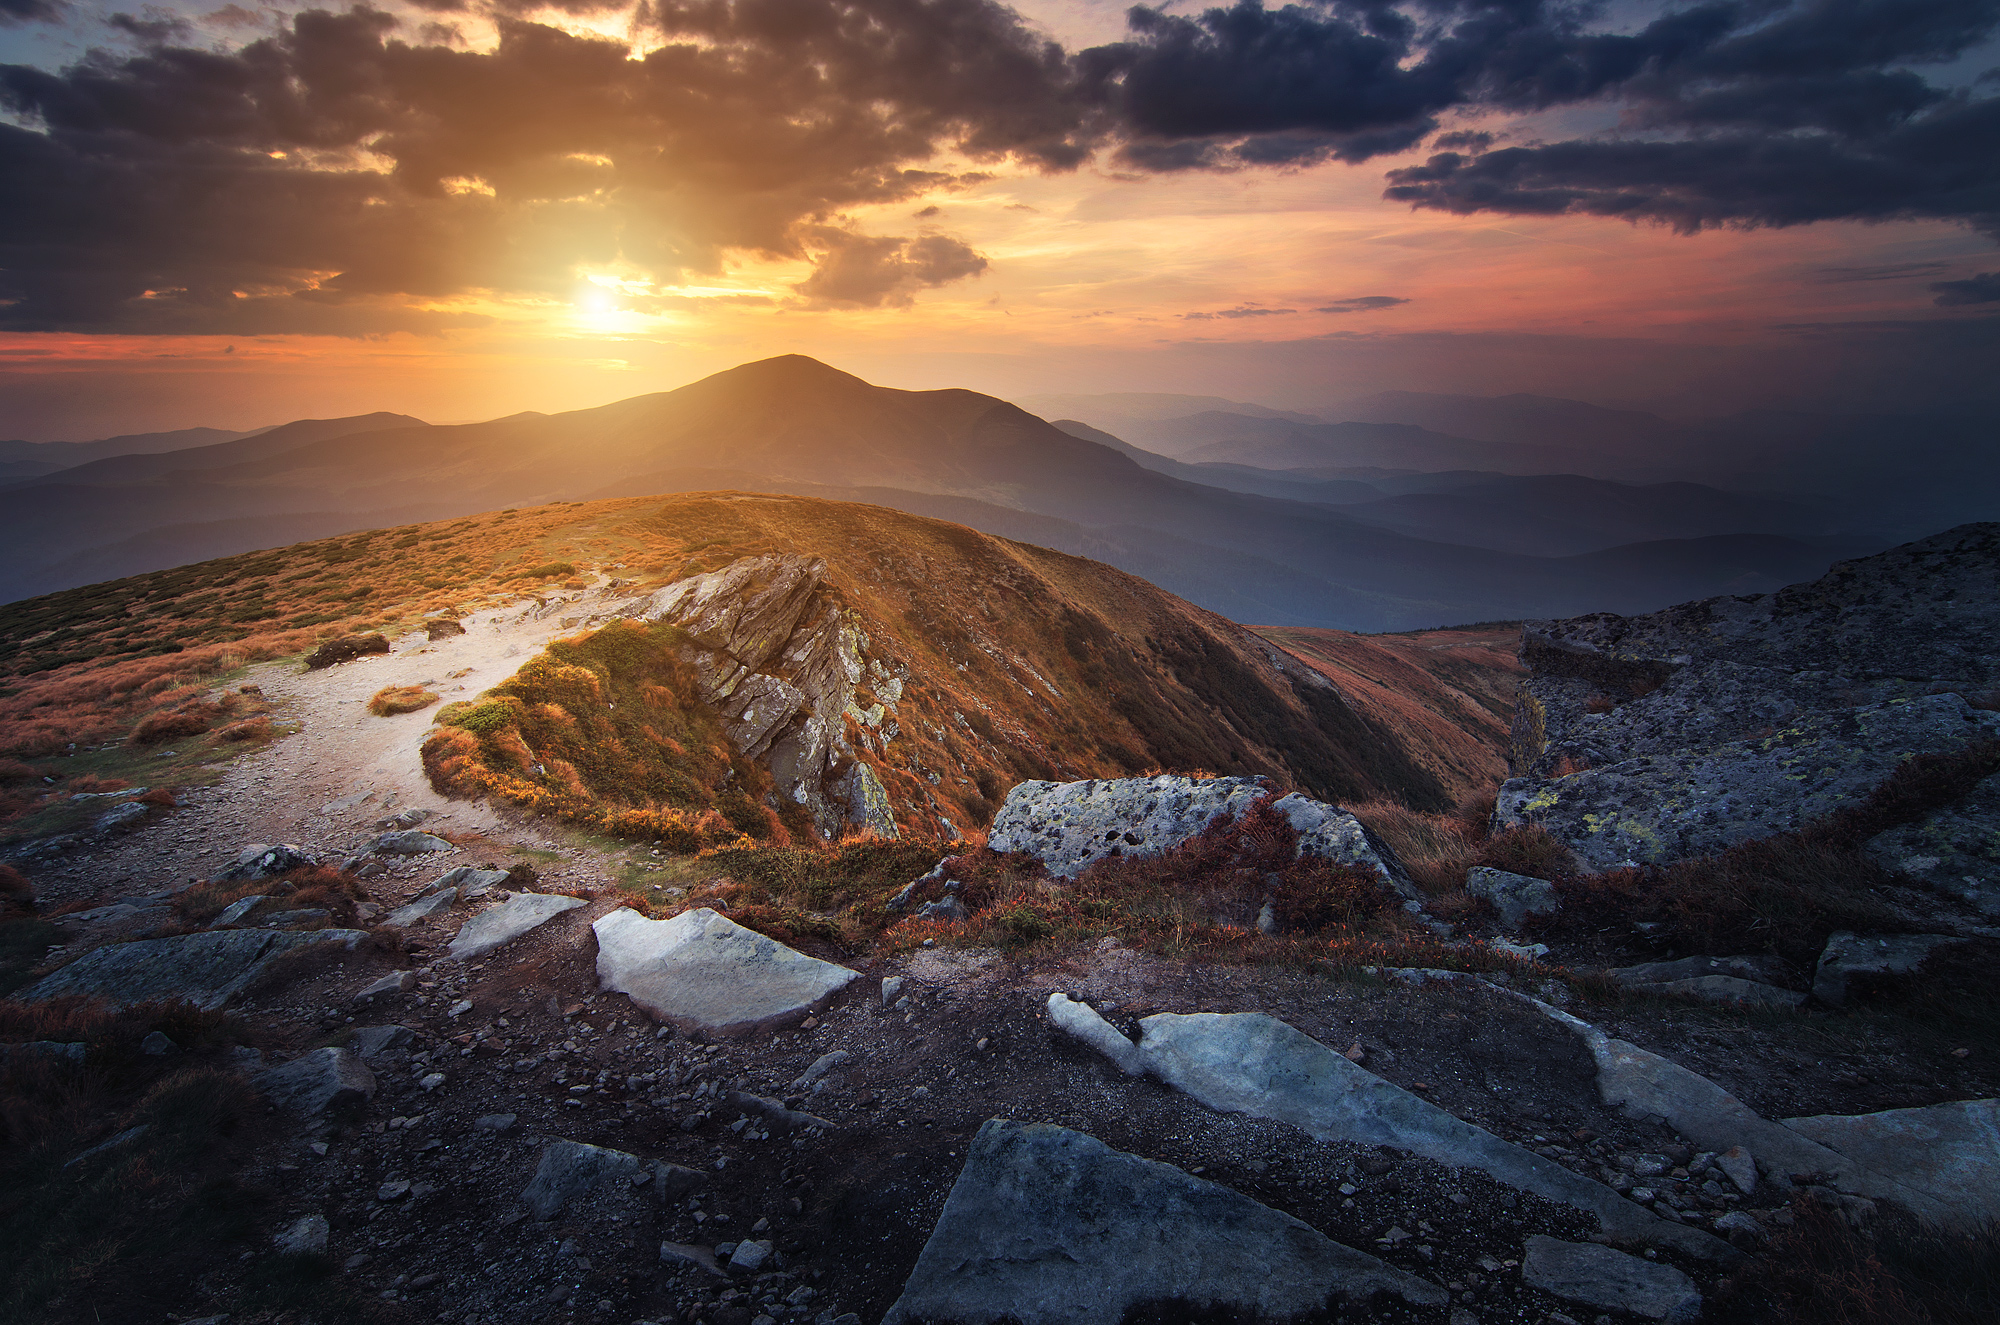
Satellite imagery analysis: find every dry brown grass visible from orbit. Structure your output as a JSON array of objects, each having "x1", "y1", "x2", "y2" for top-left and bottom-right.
[{"x1": 368, "y1": 685, "x2": 439, "y2": 716}]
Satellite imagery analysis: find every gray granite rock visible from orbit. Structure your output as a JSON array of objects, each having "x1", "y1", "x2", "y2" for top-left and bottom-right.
[
  {"x1": 348, "y1": 1025, "x2": 413, "y2": 1060},
  {"x1": 520, "y1": 1140, "x2": 643, "y2": 1221},
  {"x1": 1466, "y1": 867, "x2": 1559, "y2": 929},
  {"x1": 1865, "y1": 771, "x2": 2000, "y2": 916},
  {"x1": 881, "y1": 1119, "x2": 1446, "y2": 1325},
  {"x1": 384, "y1": 889, "x2": 456, "y2": 927},
  {"x1": 354, "y1": 970, "x2": 415, "y2": 1001},
  {"x1": 254, "y1": 1048, "x2": 376, "y2": 1117},
  {"x1": 208, "y1": 895, "x2": 267, "y2": 928},
  {"x1": 1623, "y1": 975, "x2": 1808, "y2": 1009},
  {"x1": 212, "y1": 843, "x2": 317, "y2": 882},
  {"x1": 445, "y1": 892, "x2": 585, "y2": 961},
  {"x1": 372, "y1": 830, "x2": 453, "y2": 855},
  {"x1": 1782, "y1": 1098, "x2": 2000, "y2": 1231},
  {"x1": 275, "y1": 1213, "x2": 330, "y2": 1256},
  {"x1": 1521, "y1": 1236, "x2": 1701, "y2": 1322},
  {"x1": 593, "y1": 906, "x2": 858, "y2": 1034},
  {"x1": 426, "y1": 866, "x2": 512, "y2": 899},
  {"x1": 1127, "y1": 1011, "x2": 1732, "y2": 1260},
  {"x1": 1812, "y1": 931, "x2": 1971, "y2": 1005},
  {"x1": 19, "y1": 928, "x2": 367, "y2": 1010},
  {"x1": 1609, "y1": 954, "x2": 1789, "y2": 986}
]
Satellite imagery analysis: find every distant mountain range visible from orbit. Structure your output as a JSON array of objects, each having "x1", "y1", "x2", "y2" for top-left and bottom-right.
[{"x1": 3, "y1": 358, "x2": 1977, "y2": 630}]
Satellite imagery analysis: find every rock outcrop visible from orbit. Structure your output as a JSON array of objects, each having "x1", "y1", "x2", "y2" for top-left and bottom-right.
[
  {"x1": 988, "y1": 775, "x2": 1414, "y2": 895},
  {"x1": 881, "y1": 1119, "x2": 1446, "y2": 1324},
  {"x1": 445, "y1": 892, "x2": 585, "y2": 961},
  {"x1": 20, "y1": 928, "x2": 368, "y2": 1010},
  {"x1": 1498, "y1": 525, "x2": 2000, "y2": 870},
  {"x1": 636, "y1": 555, "x2": 905, "y2": 839}
]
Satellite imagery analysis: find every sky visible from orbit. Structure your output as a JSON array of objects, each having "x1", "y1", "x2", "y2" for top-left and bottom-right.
[{"x1": 1, "y1": 0, "x2": 1997, "y2": 440}]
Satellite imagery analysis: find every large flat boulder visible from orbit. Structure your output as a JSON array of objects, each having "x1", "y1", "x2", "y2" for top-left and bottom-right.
[
  {"x1": 445, "y1": 892, "x2": 585, "y2": 961},
  {"x1": 988, "y1": 775, "x2": 1411, "y2": 893},
  {"x1": 1812, "y1": 931, "x2": 1971, "y2": 1005},
  {"x1": 881, "y1": 1119, "x2": 1445, "y2": 1325},
  {"x1": 19, "y1": 928, "x2": 368, "y2": 1011},
  {"x1": 1125, "y1": 1010, "x2": 1734, "y2": 1261},
  {"x1": 593, "y1": 906, "x2": 858, "y2": 1034},
  {"x1": 1782, "y1": 1099, "x2": 2000, "y2": 1232}
]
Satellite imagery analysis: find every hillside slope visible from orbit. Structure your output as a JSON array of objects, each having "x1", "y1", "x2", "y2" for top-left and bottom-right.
[{"x1": 0, "y1": 493, "x2": 1470, "y2": 852}]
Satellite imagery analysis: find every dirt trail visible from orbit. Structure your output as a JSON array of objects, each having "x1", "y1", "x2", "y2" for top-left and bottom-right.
[{"x1": 35, "y1": 589, "x2": 626, "y2": 907}]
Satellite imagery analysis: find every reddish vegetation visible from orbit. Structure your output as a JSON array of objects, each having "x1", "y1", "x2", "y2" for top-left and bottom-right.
[
  {"x1": 367, "y1": 685, "x2": 438, "y2": 716},
  {"x1": 1255, "y1": 624, "x2": 1524, "y2": 804}
]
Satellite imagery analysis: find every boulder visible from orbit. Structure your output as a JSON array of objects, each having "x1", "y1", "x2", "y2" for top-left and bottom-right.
[
  {"x1": 371, "y1": 830, "x2": 453, "y2": 855},
  {"x1": 1865, "y1": 771, "x2": 2000, "y2": 916},
  {"x1": 254, "y1": 1047, "x2": 376, "y2": 1117},
  {"x1": 425, "y1": 619, "x2": 467, "y2": 640},
  {"x1": 348, "y1": 1024, "x2": 414, "y2": 1060},
  {"x1": 305, "y1": 633, "x2": 390, "y2": 669},
  {"x1": 989, "y1": 775, "x2": 1412, "y2": 894},
  {"x1": 1466, "y1": 866, "x2": 1559, "y2": 930},
  {"x1": 445, "y1": 892, "x2": 585, "y2": 961},
  {"x1": 1782, "y1": 1098, "x2": 2000, "y2": 1231},
  {"x1": 882, "y1": 1119, "x2": 1445, "y2": 1325},
  {"x1": 426, "y1": 865, "x2": 512, "y2": 899},
  {"x1": 92, "y1": 802, "x2": 149, "y2": 835},
  {"x1": 593, "y1": 906, "x2": 859, "y2": 1034},
  {"x1": 1521, "y1": 1236, "x2": 1701, "y2": 1323},
  {"x1": 354, "y1": 970, "x2": 415, "y2": 1002},
  {"x1": 1124, "y1": 1011, "x2": 1733, "y2": 1260},
  {"x1": 1608, "y1": 954, "x2": 1789, "y2": 986},
  {"x1": 275, "y1": 1214, "x2": 330, "y2": 1256},
  {"x1": 19, "y1": 928, "x2": 368, "y2": 1011},
  {"x1": 212, "y1": 843, "x2": 317, "y2": 883},
  {"x1": 1716, "y1": 1145, "x2": 1757, "y2": 1195},
  {"x1": 1625, "y1": 976, "x2": 1807, "y2": 1009},
  {"x1": 1812, "y1": 931, "x2": 1970, "y2": 1005},
  {"x1": 1046, "y1": 993, "x2": 1144, "y2": 1076},
  {"x1": 0, "y1": 1040, "x2": 86, "y2": 1065},
  {"x1": 383, "y1": 890, "x2": 456, "y2": 927},
  {"x1": 520, "y1": 1140, "x2": 643, "y2": 1221}
]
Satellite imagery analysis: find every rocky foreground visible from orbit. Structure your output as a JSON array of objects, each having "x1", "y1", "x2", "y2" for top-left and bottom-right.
[{"x1": 6, "y1": 526, "x2": 1999, "y2": 1325}]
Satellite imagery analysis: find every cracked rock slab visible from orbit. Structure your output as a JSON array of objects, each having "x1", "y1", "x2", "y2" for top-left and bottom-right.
[
  {"x1": 1782, "y1": 1099, "x2": 2000, "y2": 1232},
  {"x1": 19, "y1": 928, "x2": 368, "y2": 1011},
  {"x1": 445, "y1": 892, "x2": 585, "y2": 961},
  {"x1": 1131, "y1": 1011, "x2": 1734, "y2": 1261},
  {"x1": 593, "y1": 906, "x2": 859, "y2": 1034},
  {"x1": 881, "y1": 1119, "x2": 1446, "y2": 1325},
  {"x1": 1522, "y1": 1236, "x2": 1701, "y2": 1322}
]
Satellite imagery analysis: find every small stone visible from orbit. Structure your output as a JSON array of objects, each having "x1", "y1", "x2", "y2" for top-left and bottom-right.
[
  {"x1": 881, "y1": 977, "x2": 904, "y2": 1007},
  {"x1": 1713, "y1": 1211, "x2": 1764, "y2": 1242},
  {"x1": 729, "y1": 1239, "x2": 773, "y2": 1272},
  {"x1": 419, "y1": 1072, "x2": 446, "y2": 1091},
  {"x1": 1716, "y1": 1146, "x2": 1757, "y2": 1195},
  {"x1": 474, "y1": 1113, "x2": 518, "y2": 1133},
  {"x1": 275, "y1": 1213, "x2": 329, "y2": 1255},
  {"x1": 345, "y1": 1252, "x2": 372, "y2": 1270},
  {"x1": 255, "y1": 1048, "x2": 377, "y2": 1118},
  {"x1": 140, "y1": 1031, "x2": 177, "y2": 1056},
  {"x1": 377, "y1": 1179, "x2": 411, "y2": 1201},
  {"x1": 447, "y1": 999, "x2": 473, "y2": 1017},
  {"x1": 355, "y1": 970, "x2": 416, "y2": 1002}
]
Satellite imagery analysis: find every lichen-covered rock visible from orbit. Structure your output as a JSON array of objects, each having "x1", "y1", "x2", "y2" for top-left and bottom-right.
[
  {"x1": 1498, "y1": 696, "x2": 1999, "y2": 870},
  {"x1": 19, "y1": 928, "x2": 367, "y2": 1010},
  {"x1": 989, "y1": 775, "x2": 1411, "y2": 894},
  {"x1": 1467, "y1": 866, "x2": 1560, "y2": 929},
  {"x1": 1502, "y1": 526, "x2": 2000, "y2": 870},
  {"x1": 1865, "y1": 771, "x2": 2000, "y2": 916}
]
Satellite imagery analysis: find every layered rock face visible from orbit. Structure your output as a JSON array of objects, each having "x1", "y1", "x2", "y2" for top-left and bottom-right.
[
  {"x1": 1498, "y1": 524, "x2": 2000, "y2": 881},
  {"x1": 630, "y1": 555, "x2": 904, "y2": 839}
]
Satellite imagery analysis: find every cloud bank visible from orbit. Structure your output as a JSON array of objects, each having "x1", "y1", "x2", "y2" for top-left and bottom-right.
[{"x1": 0, "y1": 0, "x2": 1994, "y2": 333}]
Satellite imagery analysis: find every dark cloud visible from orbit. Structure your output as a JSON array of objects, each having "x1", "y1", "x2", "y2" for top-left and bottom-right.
[
  {"x1": 792, "y1": 227, "x2": 987, "y2": 307},
  {"x1": 1184, "y1": 305, "x2": 1295, "y2": 319},
  {"x1": 1933, "y1": 272, "x2": 2000, "y2": 305},
  {"x1": 1814, "y1": 261, "x2": 1955, "y2": 283},
  {"x1": 1317, "y1": 295, "x2": 1408, "y2": 313},
  {"x1": 0, "y1": 1, "x2": 1083, "y2": 332},
  {"x1": 0, "y1": 0, "x2": 65, "y2": 23}
]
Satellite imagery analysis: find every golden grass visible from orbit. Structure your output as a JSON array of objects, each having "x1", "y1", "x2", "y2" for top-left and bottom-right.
[{"x1": 367, "y1": 685, "x2": 439, "y2": 716}]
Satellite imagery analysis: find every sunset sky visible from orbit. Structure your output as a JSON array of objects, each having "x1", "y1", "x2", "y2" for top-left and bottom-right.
[{"x1": 1, "y1": 0, "x2": 1996, "y2": 439}]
